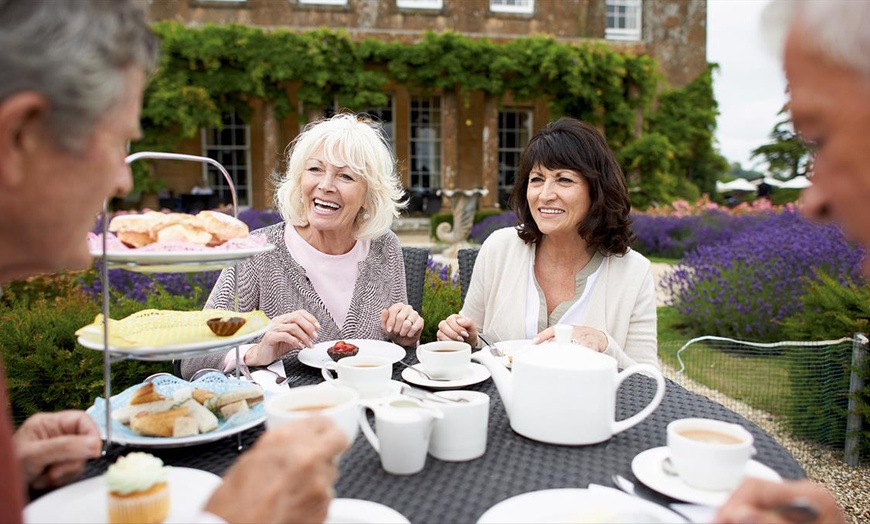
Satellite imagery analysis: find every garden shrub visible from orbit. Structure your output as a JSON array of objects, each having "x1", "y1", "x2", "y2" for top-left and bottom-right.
[
  {"x1": 662, "y1": 209, "x2": 866, "y2": 342},
  {"x1": 778, "y1": 272, "x2": 870, "y2": 454},
  {"x1": 0, "y1": 287, "x2": 173, "y2": 425},
  {"x1": 420, "y1": 259, "x2": 462, "y2": 344}
]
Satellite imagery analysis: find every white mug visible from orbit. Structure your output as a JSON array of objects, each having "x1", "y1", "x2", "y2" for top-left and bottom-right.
[
  {"x1": 358, "y1": 396, "x2": 443, "y2": 475},
  {"x1": 265, "y1": 385, "x2": 360, "y2": 444},
  {"x1": 416, "y1": 341, "x2": 471, "y2": 380},
  {"x1": 424, "y1": 390, "x2": 489, "y2": 462},
  {"x1": 322, "y1": 355, "x2": 392, "y2": 398},
  {"x1": 667, "y1": 418, "x2": 756, "y2": 491}
]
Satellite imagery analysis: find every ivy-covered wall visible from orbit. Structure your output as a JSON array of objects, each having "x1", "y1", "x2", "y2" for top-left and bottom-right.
[{"x1": 138, "y1": 23, "x2": 724, "y2": 210}]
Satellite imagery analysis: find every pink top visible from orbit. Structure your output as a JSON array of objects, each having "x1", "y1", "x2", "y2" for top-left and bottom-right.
[{"x1": 285, "y1": 225, "x2": 370, "y2": 328}]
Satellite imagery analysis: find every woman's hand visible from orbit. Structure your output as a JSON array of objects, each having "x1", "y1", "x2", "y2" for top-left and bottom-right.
[
  {"x1": 245, "y1": 310, "x2": 321, "y2": 367},
  {"x1": 533, "y1": 325, "x2": 608, "y2": 352},
  {"x1": 381, "y1": 303, "x2": 423, "y2": 347},
  {"x1": 437, "y1": 314, "x2": 479, "y2": 346},
  {"x1": 14, "y1": 411, "x2": 102, "y2": 490}
]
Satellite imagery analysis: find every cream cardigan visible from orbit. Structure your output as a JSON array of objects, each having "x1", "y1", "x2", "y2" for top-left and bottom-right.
[{"x1": 460, "y1": 227, "x2": 658, "y2": 369}]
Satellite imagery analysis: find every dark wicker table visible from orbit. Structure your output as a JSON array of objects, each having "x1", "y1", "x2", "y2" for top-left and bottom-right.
[{"x1": 77, "y1": 357, "x2": 805, "y2": 523}]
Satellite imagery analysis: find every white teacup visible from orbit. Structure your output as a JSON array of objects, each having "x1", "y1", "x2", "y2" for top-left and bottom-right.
[
  {"x1": 424, "y1": 390, "x2": 489, "y2": 462},
  {"x1": 358, "y1": 396, "x2": 443, "y2": 475},
  {"x1": 322, "y1": 355, "x2": 392, "y2": 398},
  {"x1": 667, "y1": 418, "x2": 756, "y2": 491},
  {"x1": 416, "y1": 341, "x2": 471, "y2": 380},
  {"x1": 265, "y1": 385, "x2": 360, "y2": 444}
]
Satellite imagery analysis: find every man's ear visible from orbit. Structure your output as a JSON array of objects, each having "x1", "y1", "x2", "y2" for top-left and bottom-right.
[{"x1": 0, "y1": 92, "x2": 50, "y2": 188}]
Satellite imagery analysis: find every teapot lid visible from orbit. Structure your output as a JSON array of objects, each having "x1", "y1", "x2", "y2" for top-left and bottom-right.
[{"x1": 516, "y1": 324, "x2": 615, "y2": 369}]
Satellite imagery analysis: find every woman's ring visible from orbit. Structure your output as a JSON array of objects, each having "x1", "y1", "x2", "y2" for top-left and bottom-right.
[{"x1": 405, "y1": 318, "x2": 414, "y2": 324}]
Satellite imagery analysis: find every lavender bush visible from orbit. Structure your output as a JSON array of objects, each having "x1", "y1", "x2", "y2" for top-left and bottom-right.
[
  {"x1": 470, "y1": 212, "x2": 518, "y2": 244},
  {"x1": 630, "y1": 211, "x2": 771, "y2": 259},
  {"x1": 662, "y1": 209, "x2": 866, "y2": 341}
]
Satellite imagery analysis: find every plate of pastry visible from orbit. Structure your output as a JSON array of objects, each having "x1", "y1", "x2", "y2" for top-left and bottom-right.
[
  {"x1": 86, "y1": 372, "x2": 268, "y2": 448},
  {"x1": 76, "y1": 309, "x2": 270, "y2": 356},
  {"x1": 88, "y1": 210, "x2": 275, "y2": 272}
]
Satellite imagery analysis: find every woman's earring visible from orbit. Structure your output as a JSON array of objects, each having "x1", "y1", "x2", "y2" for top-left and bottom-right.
[{"x1": 363, "y1": 211, "x2": 370, "y2": 220}]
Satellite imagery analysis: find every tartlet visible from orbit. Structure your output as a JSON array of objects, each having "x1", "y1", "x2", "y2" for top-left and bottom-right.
[{"x1": 207, "y1": 316, "x2": 246, "y2": 336}]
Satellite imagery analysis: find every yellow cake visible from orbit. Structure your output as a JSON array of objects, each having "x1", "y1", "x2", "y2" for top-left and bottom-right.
[{"x1": 106, "y1": 452, "x2": 171, "y2": 524}]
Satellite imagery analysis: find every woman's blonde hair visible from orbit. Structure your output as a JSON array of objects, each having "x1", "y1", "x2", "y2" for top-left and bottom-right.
[{"x1": 274, "y1": 113, "x2": 406, "y2": 240}]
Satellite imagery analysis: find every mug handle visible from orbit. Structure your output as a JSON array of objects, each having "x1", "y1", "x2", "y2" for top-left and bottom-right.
[
  {"x1": 612, "y1": 364, "x2": 666, "y2": 435},
  {"x1": 357, "y1": 402, "x2": 380, "y2": 453},
  {"x1": 321, "y1": 362, "x2": 338, "y2": 384}
]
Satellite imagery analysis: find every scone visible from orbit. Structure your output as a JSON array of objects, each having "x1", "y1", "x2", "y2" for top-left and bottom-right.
[
  {"x1": 196, "y1": 210, "x2": 249, "y2": 244},
  {"x1": 106, "y1": 452, "x2": 171, "y2": 524}
]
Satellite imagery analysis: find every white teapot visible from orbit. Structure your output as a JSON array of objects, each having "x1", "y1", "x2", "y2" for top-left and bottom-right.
[{"x1": 472, "y1": 325, "x2": 666, "y2": 445}]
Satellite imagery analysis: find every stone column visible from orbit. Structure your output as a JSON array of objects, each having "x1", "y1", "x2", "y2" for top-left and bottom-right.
[
  {"x1": 261, "y1": 100, "x2": 279, "y2": 209},
  {"x1": 481, "y1": 95, "x2": 499, "y2": 209},
  {"x1": 440, "y1": 90, "x2": 459, "y2": 210}
]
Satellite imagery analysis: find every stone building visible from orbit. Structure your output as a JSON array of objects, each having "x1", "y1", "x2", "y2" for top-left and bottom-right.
[{"x1": 143, "y1": 0, "x2": 707, "y2": 213}]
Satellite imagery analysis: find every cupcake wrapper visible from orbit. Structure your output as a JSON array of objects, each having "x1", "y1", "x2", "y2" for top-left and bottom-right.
[{"x1": 108, "y1": 483, "x2": 170, "y2": 524}]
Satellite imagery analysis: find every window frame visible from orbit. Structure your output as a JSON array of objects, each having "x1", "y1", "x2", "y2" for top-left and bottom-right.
[
  {"x1": 497, "y1": 108, "x2": 533, "y2": 208},
  {"x1": 605, "y1": 0, "x2": 642, "y2": 41},
  {"x1": 408, "y1": 96, "x2": 442, "y2": 191},
  {"x1": 299, "y1": 0, "x2": 347, "y2": 6},
  {"x1": 200, "y1": 111, "x2": 252, "y2": 208},
  {"x1": 396, "y1": 0, "x2": 443, "y2": 10},
  {"x1": 489, "y1": 0, "x2": 534, "y2": 15}
]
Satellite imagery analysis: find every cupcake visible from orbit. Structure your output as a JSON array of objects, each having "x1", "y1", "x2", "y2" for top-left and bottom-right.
[{"x1": 106, "y1": 452, "x2": 171, "y2": 524}]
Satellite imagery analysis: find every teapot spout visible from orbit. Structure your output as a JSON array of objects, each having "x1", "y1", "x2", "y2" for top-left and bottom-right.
[{"x1": 471, "y1": 348, "x2": 513, "y2": 419}]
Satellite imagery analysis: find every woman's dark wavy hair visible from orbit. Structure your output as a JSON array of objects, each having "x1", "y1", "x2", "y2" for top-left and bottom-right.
[{"x1": 509, "y1": 117, "x2": 635, "y2": 256}]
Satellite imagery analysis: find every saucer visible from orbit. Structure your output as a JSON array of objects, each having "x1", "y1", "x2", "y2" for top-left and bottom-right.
[
  {"x1": 401, "y1": 363, "x2": 491, "y2": 390},
  {"x1": 631, "y1": 446, "x2": 782, "y2": 506},
  {"x1": 317, "y1": 379, "x2": 403, "y2": 400}
]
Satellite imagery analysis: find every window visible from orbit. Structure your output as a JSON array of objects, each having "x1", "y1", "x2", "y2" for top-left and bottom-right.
[
  {"x1": 299, "y1": 0, "x2": 347, "y2": 5},
  {"x1": 497, "y1": 109, "x2": 532, "y2": 208},
  {"x1": 490, "y1": 0, "x2": 533, "y2": 14},
  {"x1": 396, "y1": 0, "x2": 443, "y2": 10},
  {"x1": 606, "y1": 0, "x2": 642, "y2": 41},
  {"x1": 201, "y1": 112, "x2": 251, "y2": 207},
  {"x1": 360, "y1": 98, "x2": 396, "y2": 155},
  {"x1": 321, "y1": 97, "x2": 395, "y2": 153},
  {"x1": 409, "y1": 97, "x2": 441, "y2": 190}
]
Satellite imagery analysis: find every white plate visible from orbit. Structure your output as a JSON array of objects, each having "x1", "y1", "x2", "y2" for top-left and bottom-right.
[
  {"x1": 91, "y1": 244, "x2": 276, "y2": 273},
  {"x1": 325, "y1": 498, "x2": 410, "y2": 524},
  {"x1": 78, "y1": 324, "x2": 269, "y2": 357},
  {"x1": 86, "y1": 372, "x2": 267, "y2": 448},
  {"x1": 631, "y1": 446, "x2": 782, "y2": 506},
  {"x1": 298, "y1": 339, "x2": 407, "y2": 369},
  {"x1": 24, "y1": 467, "x2": 221, "y2": 524},
  {"x1": 476, "y1": 488, "x2": 687, "y2": 524},
  {"x1": 492, "y1": 339, "x2": 533, "y2": 368},
  {"x1": 317, "y1": 379, "x2": 404, "y2": 400},
  {"x1": 401, "y1": 363, "x2": 491, "y2": 390}
]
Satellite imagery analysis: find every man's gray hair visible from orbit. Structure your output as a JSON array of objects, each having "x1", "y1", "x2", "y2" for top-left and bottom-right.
[
  {"x1": 763, "y1": 0, "x2": 870, "y2": 75},
  {"x1": 0, "y1": 0, "x2": 159, "y2": 151}
]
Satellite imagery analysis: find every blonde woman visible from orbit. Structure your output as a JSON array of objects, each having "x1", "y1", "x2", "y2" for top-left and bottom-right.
[{"x1": 182, "y1": 113, "x2": 422, "y2": 378}]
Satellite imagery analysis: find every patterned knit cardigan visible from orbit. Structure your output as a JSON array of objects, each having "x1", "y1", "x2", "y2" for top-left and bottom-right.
[{"x1": 180, "y1": 222, "x2": 408, "y2": 379}]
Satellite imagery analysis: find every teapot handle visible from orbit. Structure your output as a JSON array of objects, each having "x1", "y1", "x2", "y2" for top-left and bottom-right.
[
  {"x1": 611, "y1": 364, "x2": 666, "y2": 435},
  {"x1": 357, "y1": 402, "x2": 380, "y2": 453}
]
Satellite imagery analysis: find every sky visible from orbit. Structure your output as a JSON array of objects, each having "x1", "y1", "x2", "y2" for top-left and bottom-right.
[{"x1": 707, "y1": 0, "x2": 788, "y2": 172}]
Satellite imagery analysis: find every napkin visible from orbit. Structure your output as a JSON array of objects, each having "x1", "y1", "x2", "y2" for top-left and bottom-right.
[{"x1": 250, "y1": 359, "x2": 291, "y2": 394}]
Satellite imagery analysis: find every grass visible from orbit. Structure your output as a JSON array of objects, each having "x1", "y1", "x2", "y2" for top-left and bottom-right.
[
  {"x1": 657, "y1": 305, "x2": 792, "y2": 415},
  {"x1": 647, "y1": 256, "x2": 681, "y2": 265}
]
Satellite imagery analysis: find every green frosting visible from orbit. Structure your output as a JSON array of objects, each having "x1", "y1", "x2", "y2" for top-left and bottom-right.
[{"x1": 106, "y1": 452, "x2": 170, "y2": 495}]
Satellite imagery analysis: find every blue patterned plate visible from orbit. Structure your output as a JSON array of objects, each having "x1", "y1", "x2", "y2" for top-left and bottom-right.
[{"x1": 86, "y1": 372, "x2": 267, "y2": 448}]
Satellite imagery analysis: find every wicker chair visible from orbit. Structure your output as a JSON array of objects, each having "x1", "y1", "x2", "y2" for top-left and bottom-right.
[
  {"x1": 457, "y1": 247, "x2": 480, "y2": 301},
  {"x1": 401, "y1": 246, "x2": 429, "y2": 314}
]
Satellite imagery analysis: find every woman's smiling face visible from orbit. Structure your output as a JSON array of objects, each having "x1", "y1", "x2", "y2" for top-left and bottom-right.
[
  {"x1": 301, "y1": 150, "x2": 368, "y2": 240},
  {"x1": 526, "y1": 164, "x2": 591, "y2": 238}
]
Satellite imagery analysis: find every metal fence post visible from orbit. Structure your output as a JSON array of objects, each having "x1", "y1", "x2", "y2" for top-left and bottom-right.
[{"x1": 845, "y1": 333, "x2": 868, "y2": 466}]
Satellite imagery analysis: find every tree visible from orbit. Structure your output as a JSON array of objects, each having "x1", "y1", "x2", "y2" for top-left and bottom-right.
[{"x1": 750, "y1": 108, "x2": 812, "y2": 179}]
